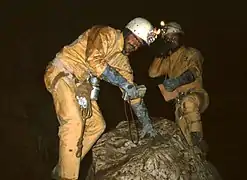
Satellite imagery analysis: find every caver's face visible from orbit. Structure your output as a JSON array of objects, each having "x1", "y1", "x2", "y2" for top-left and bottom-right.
[
  {"x1": 163, "y1": 33, "x2": 180, "y2": 51},
  {"x1": 123, "y1": 33, "x2": 144, "y2": 55}
]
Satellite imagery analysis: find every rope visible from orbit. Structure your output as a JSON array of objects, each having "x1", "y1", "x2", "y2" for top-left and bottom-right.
[{"x1": 124, "y1": 100, "x2": 139, "y2": 145}]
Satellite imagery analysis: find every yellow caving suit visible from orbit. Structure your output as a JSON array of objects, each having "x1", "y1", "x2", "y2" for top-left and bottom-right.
[
  {"x1": 149, "y1": 46, "x2": 209, "y2": 146},
  {"x1": 44, "y1": 26, "x2": 142, "y2": 180}
]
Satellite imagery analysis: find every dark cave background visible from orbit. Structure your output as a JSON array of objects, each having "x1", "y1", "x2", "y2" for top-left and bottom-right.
[{"x1": 1, "y1": 1, "x2": 246, "y2": 179}]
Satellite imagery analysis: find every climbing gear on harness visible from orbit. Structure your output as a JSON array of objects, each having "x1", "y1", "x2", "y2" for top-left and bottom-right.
[
  {"x1": 88, "y1": 74, "x2": 100, "y2": 101},
  {"x1": 75, "y1": 80, "x2": 93, "y2": 118}
]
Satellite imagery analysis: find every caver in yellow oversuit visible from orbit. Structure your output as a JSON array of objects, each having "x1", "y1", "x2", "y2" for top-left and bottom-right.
[
  {"x1": 149, "y1": 21, "x2": 209, "y2": 148},
  {"x1": 44, "y1": 17, "x2": 159, "y2": 180}
]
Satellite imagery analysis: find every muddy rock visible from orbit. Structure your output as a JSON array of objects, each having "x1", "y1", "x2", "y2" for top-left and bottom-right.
[{"x1": 86, "y1": 118, "x2": 222, "y2": 180}]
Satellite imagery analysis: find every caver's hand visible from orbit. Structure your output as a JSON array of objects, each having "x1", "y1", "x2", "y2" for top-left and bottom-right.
[
  {"x1": 122, "y1": 84, "x2": 147, "y2": 101},
  {"x1": 158, "y1": 84, "x2": 179, "y2": 102}
]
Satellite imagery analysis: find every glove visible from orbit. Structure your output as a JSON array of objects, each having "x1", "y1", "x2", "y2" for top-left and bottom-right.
[
  {"x1": 122, "y1": 84, "x2": 147, "y2": 101},
  {"x1": 131, "y1": 99, "x2": 157, "y2": 138},
  {"x1": 163, "y1": 69, "x2": 196, "y2": 92},
  {"x1": 163, "y1": 78, "x2": 181, "y2": 92},
  {"x1": 101, "y1": 65, "x2": 139, "y2": 100}
]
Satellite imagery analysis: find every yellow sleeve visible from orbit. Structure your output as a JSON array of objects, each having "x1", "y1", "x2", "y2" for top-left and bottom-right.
[
  {"x1": 187, "y1": 48, "x2": 204, "y2": 78},
  {"x1": 85, "y1": 26, "x2": 117, "y2": 77},
  {"x1": 148, "y1": 57, "x2": 166, "y2": 78}
]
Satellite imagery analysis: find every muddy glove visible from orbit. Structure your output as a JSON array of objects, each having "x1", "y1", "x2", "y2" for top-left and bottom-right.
[
  {"x1": 122, "y1": 84, "x2": 147, "y2": 101},
  {"x1": 101, "y1": 65, "x2": 139, "y2": 100},
  {"x1": 163, "y1": 69, "x2": 196, "y2": 92},
  {"x1": 75, "y1": 81, "x2": 93, "y2": 119},
  {"x1": 131, "y1": 99, "x2": 157, "y2": 138}
]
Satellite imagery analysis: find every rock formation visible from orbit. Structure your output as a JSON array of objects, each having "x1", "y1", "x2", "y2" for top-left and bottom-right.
[{"x1": 86, "y1": 118, "x2": 222, "y2": 180}]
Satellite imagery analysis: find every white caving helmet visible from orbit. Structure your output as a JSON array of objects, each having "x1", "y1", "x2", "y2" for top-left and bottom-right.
[
  {"x1": 160, "y1": 21, "x2": 184, "y2": 37},
  {"x1": 125, "y1": 17, "x2": 157, "y2": 45}
]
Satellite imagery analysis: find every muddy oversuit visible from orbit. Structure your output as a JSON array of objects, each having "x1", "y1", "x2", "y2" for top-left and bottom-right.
[
  {"x1": 149, "y1": 46, "x2": 209, "y2": 146},
  {"x1": 44, "y1": 26, "x2": 143, "y2": 180}
]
